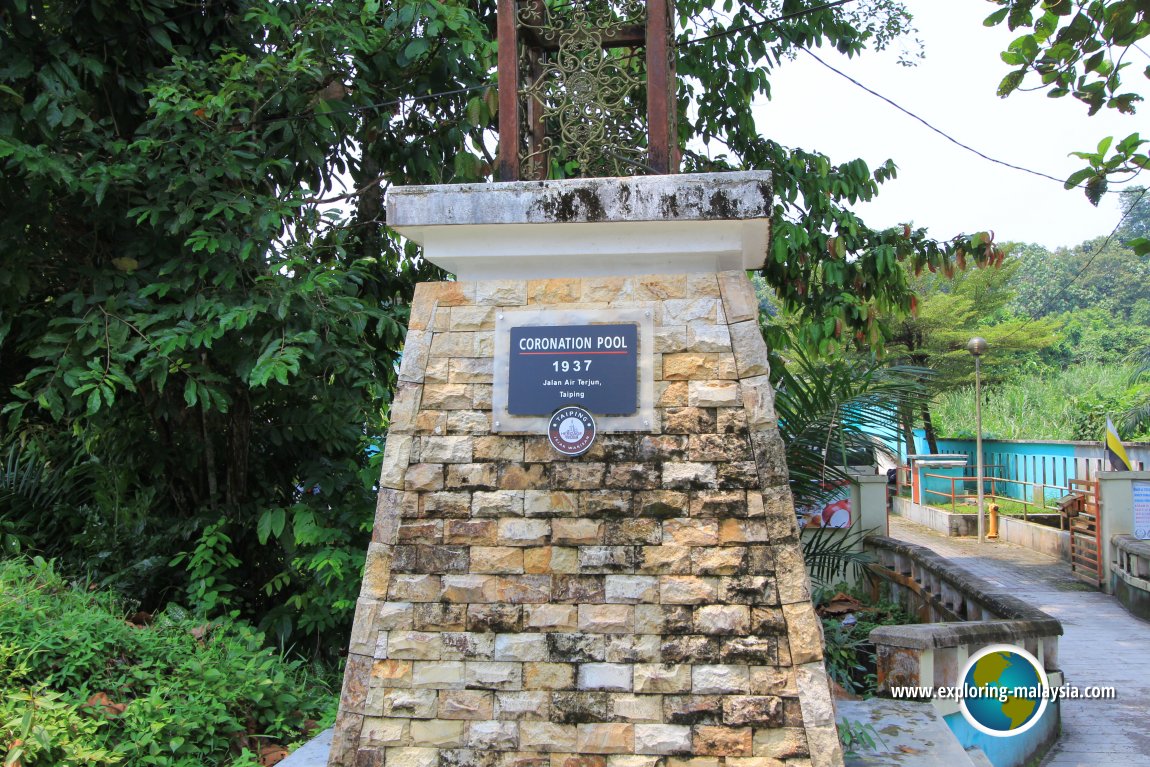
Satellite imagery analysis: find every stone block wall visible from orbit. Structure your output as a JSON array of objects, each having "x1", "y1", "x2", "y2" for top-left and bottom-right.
[{"x1": 329, "y1": 271, "x2": 842, "y2": 767}]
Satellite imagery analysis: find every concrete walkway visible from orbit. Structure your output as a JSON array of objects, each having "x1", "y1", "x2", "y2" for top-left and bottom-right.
[{"x1": 889, "y1": 516, "x2": 1150, "y2": 767}]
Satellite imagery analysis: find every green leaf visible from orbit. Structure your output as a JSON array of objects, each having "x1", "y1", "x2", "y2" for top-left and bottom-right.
[
  {"x1": 270, "y1": 507, "x2": 286, "y2": 539},
  {"x1": 257, "y1": 509, "x2": 273, "y2": 544},
  {"x1": 984, "y1": 7, "x2": 1010, "y2": 26},
  {"x1": 404, "y1": 39, "x2": 429, "y2": 61},
  {"x1": 997, "y1": 69, "x2": 1026, "y2": 97},
  {"x1": 1064, "y1": 167, "x2": 1094, "y2": 189},
  {"x1": 1128, "y1": 237, "x2": 1150, "y2": 256},
  {"x1": 149, "y1": 26, "x2": 175, "y2": 52}
]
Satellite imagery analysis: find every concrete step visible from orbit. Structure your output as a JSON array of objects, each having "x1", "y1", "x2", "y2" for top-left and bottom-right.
[
  {"x1": 838, "y1": 698, "x2": 976, "y2": 767},
  {"x1": 966, "y1": 748, "x2": 995, "y2": 767},
  {"x1": 279, "y1": 727, "x2": 331, "y2": 767}
]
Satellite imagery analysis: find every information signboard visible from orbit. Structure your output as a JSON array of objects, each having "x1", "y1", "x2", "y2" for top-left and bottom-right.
[
  {"x1": 1134, "y1": 480, "x2": 1150, "y2": 540},
  {"x1": 508, "y1": 323, "x2": 638, "y2": 416},
  {"x1": 492, "y1": 308, "x2": 654, "y2": 434}
]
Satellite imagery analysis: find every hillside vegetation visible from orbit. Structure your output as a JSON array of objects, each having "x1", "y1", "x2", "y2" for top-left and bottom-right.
[
  {"x1": 933, "y1": 363, "x2": 1149, "y2": 441},
  {"x1": 901, "y1": 188, "x2": 1150, "y2": 445}
]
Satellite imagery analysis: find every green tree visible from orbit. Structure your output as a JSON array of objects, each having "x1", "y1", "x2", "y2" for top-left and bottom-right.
[
  {"x1": 0, "y1": 0, "x2": 479, "y2": 650},
  {"x1": 1009, "y1": 239, "x2": 1150, "y2": 326},
  {"x1": 1, "y1": 0, "x2": 1003, "y2": 646},
  {"x1": 987, "y1": 1, "x2": 1149, "y2": 207},
  {"x1": 886, "y1": 258, "x2": 1060, "y2": 450},
  {"x1": 1008, "y1": 189, "x2": 1150, "y2": 365},
  {"x1": 1118, "y1": 184, "x2": 1150, "y2": 242}
]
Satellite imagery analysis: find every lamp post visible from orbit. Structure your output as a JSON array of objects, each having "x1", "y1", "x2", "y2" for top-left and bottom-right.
[{"x1": 967, "y1": 337, "x2": 988, "y2": 544}]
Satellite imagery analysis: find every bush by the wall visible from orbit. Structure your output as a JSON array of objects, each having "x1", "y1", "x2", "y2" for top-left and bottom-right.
[{"x1": 0, "y1": 557, "x2": 337, "y2": 766}]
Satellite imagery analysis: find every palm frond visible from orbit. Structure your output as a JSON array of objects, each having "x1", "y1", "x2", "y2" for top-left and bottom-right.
[
  {"x1": 1128, "y1": 347, "x2": 1150, "y2": 383},
  {"x1": 774, "y1": 345, "x2": 931, "y2": 508},
  {"x1": 0, "y1": 443, "x2": 90, "y2": 549},
  {"x1": 1120, "y1": 394, "x2": 1150, "y2": 438},
  {"x1": 801, "y1": 524, "x2": 877, "y2": 589},
  {"x1": 1121, "y1": 348, "x2": 1150, "y2": 436}
]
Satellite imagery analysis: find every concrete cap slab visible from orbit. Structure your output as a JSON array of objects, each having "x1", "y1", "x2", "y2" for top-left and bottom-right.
[
  {"x1": 388, "y1": 171, "x2": 773, "y2": 226},
  {"x1": 387, "y1": 172, "x2": 773, "y2": 279}
]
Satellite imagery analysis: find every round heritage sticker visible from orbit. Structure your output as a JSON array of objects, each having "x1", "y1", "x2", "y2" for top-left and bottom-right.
[{"x1": 548, "y1": 406, "x2": 597, "y2": 456}]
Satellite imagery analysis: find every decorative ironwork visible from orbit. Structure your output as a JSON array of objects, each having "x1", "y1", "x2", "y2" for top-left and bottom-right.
[
  {"x1": 519, "y1": 0, "x2": 648, "y2": 178},
  {"x1": 497, "y1": 0, "x2": 677, "y2": 181}
]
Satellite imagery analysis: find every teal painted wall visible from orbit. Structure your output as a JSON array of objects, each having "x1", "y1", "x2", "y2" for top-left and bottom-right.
[{"x1": 943, "y1": 703, "x2": 1060, "y2": 767}]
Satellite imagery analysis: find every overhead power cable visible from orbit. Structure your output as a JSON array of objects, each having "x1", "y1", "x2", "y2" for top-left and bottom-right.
[
  {"x1": 677, "y1": 0, "x2": 855, "y2": 47},
  {"x1": 800, "y1": 49, "x2": 1073, "y2": 187}
]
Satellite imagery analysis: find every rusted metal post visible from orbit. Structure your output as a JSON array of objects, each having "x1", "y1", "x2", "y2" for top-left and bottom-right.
[
  {"x1": 497, "y1": 0, "x2": 520, "y2": 181},
  {"x1": 645, "y1": 0, "x2": 676, "y2": 174},
  {"x1": 522, "y1": 0, "x2": 548, "y2": 180}
]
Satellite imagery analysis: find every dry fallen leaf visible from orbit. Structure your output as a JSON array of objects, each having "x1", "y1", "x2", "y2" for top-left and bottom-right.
[
  {"x1": 259, "y1": 744, "x2": 289, "y2": 766},
  {"x1": 8, "y1": 738, "x2": 24, "y2": 767},
  {"x1": 83, "y1": 691, "x2": 126, "y2": 717},
  {"x1": 817, "y1": 591, "x2": 866, "y2": 617},
  {"x1": 126, "y1": 610, "x2": 153, "y2": 628}
]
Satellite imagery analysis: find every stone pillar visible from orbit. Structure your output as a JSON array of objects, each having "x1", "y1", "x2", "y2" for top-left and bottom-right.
[
  {"x1": 329, "y1": 174, "x2": 843, "y2": 767},
  {"x1": 1099, "y1": 471, "x2": 1150, "y2": 594},
  {"x1": 850, "y1": 474, "x2": 889, "y2": 538}
]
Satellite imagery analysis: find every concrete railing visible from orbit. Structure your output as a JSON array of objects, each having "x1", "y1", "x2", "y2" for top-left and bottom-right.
[
  {"x1": 1111, "y1": 535, "x2": 1150, "y2": 620},
  {"x1": 863, "y1": 536, "x2": 1063, "y2": 693}
]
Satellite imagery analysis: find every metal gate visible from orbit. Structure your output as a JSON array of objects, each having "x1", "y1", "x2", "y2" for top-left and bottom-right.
[{"x1": 1066, "y1": 479, "x2": 1102, "y2": 586}]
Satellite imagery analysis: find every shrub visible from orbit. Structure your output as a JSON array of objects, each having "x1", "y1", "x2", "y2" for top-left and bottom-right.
[
  {"x1": 0, "y1": 557, "x2": 337, "y2": 766},
  {"x1": 818, "y1": 584, "x2": 915, "y2": 697}
]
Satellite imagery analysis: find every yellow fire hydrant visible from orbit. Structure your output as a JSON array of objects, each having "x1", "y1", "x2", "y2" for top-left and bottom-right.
[{"x1": 987, "y1": 502, "x2": 1000, "y2": 540}]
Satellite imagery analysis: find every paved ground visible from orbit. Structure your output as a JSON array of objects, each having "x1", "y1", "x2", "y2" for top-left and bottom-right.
[{"x1": 890, "y1": 516, "x2": 1150, "y2": 767}]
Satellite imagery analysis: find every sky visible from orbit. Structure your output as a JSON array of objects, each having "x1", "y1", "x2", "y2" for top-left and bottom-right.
[{"x1": 748, "y1": 0, "x2": 1146, "y2": 249}]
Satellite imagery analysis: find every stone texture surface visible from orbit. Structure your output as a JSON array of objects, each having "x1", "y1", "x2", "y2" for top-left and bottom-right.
[{"x1": 329, "y1": 271, "x2": 833, "y2": 767}]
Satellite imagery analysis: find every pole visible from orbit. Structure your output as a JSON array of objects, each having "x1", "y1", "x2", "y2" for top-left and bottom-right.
[{"x1": 975, "y1": 354, "x2": 984, "y2": 544}]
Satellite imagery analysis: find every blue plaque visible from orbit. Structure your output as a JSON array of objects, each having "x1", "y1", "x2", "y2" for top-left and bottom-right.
[{"x1": 508, "y1": 323, "x2": 638, "y2": 416}]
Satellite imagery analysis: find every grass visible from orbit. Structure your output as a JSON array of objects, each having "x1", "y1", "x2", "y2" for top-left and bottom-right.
[
  {"x1": 929, "y1": 496, "x2": 1058, "y2": 516},
  {"x1": 932, "y1": 362, "x2": 1148, "y2": 441}
]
